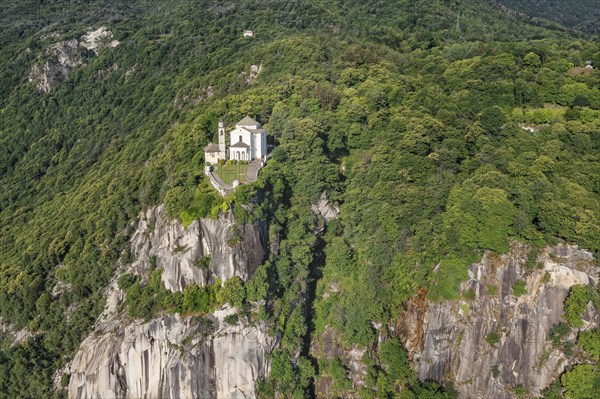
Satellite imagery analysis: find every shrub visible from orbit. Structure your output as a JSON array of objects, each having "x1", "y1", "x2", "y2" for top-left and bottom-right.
[
  {"x1": 542, "y1": 272, "x2": 552, "y2": 284},
  {"x1": 564, "y1": 285, "x2": 592, "y2": 327},
  {"x1": 117, "y1": 273, "x2": 139, "y2": 290},
  {"x1": 463, "y1": 288, "x2": 476, "y2": 301},
  {"x1": 513, "y1": 280, "x2": 527, "y2": 297},
  {"x1": 224, "y1": 313, "x2": 239, "y2": 325},
  {"x1": 327, "y1": 357, "x2": 352, "y2": 392},
  {"x1": 549, "y1": 322, "x2": 571, "y2": 347},
  {"x1": 487, "y1": 285, "x2": 498, "y2": 296},
  {"x1": 491, "y1": 365, "x2": 500, "y2": 378},
  {"x1": 193, "y1": 256, "x2": 211, "y2": 269},
  {"x1": 181, "y1": 284, "x2": 217, "y2": 314},
  {"x1": 486, "y1": 332, "x2": 501, "y2": 346},
  {"x1": 379, "y1": 338, "x2": 414, "y2": 384},
  {"x1": 514, "y1": 384, "x2": 528, "y2": 397},
  {"x1": 524, "y1": 248, "x2": 539, "y2": 271}
]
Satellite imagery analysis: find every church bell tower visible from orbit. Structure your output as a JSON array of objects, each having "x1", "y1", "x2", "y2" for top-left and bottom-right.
[{"x1": 218, "y1": 120, "x2": 226, "y2": 160}]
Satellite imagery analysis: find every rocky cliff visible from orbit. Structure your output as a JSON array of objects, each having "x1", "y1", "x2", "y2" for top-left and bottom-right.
[
  {"x1": 130, "y1": 205, "x2": 267, "y2": 292},
  {"x1": 68, "y1": 206, "x2": 272, "y2": 398},
  {"x1": 397, "y1": 243, "x2": 599, "y2": 399},
  {"x1": 69, "y1": 308, "x2": 275, "y2": 399}
]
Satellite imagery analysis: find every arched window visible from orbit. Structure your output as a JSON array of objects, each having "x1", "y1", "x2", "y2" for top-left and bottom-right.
[
  {"x1": 241, "y1": 152, "x2": 246, "y2": 160},
  {"x1": 239, "y1": 135, "x2": 242, "y2": 142},
  {"x1": 236, "y1": 151, "x2": 240, "y2": 160}
]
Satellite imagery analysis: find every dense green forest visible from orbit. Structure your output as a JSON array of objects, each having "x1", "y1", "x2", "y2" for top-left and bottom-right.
[
  {"x1": 0, "y1": 0, "x2": 599, "y2": 398},
  {"x1": 496, "y1": 0, "x2": 600, "y2": 34}
]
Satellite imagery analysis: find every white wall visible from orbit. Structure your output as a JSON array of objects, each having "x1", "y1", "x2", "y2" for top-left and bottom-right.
[
  {"x1": 205, "y1": 151, "x2": 220, "y2": 164},
  {"x1": 230, "y1": 127, "x2": 252, "y2": 147},
  {"x1": 228, "y1": 127, "x2": 267, "y2": 160},
  {"x1": 252, "y1": 133, "x2": 264, "y2": 159}
]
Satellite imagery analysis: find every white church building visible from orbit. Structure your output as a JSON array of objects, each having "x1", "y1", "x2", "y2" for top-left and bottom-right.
[{"x1": 204, "y1": 116, "x2": 267, "y2": 164}]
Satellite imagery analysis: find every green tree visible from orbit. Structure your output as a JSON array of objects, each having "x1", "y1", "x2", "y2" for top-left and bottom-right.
[
  {"x1": 578, "y1": 328, "x2": 600, "y2": 359},
  {"x1": 478, "y1": 106, "x2": 507, "y2": 135},
  {"x1": 523, "y1": 52, "x2": 542, "y2": 71},
  {"x1": 561, "y1": 364, "x2": 600, "y2": 399},
  {"x1": 564, "y1": 285, "x2": 592, "y2": 327},
  {"x1": 379, "y1": 338, "x2": 414, "y2": 384},
  {"x1": 220, "y1": 277, "x2": 246, "y2": 307}
]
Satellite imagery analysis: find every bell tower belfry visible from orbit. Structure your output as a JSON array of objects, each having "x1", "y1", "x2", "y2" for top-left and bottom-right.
[{"x1": 218, "y1": 120, "x2": 226, "y2": 160}]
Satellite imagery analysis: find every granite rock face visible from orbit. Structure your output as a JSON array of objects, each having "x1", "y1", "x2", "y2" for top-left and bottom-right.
[
  {"x1": 69, "y1": 308, "x2": 274, "y2": 399},
  {"x1": 398, "y1": 243, "x2": 599, "y2": 399},
  {"x1": 28, "y1": 39, "x2": 83, "y2": 93},
  {"x1": 28, "y1": 27, "x2": 119, "y2": 93},
  {"x1": 68, "y1": 206, "x2": 272, "y2": 398},
  {"x1": 130, "y1": 205, "x2": 267, "y2": 292}
]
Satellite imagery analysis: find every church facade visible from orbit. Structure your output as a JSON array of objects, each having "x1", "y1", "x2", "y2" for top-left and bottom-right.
[{"x1": 204, "y1": 116, "x2": 267, "y2": 164}]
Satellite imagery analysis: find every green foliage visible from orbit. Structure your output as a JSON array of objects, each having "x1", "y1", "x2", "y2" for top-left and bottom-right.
[
  {"x1": 219, "y1": 277, "x2": 246, "y2": 307},
  {"x1": 410, "y1": 381, "x2": 458, "y2": 399},
  {"x1": 578, "y1": 328, "x2": 600, "y2": 359},
  {"x1": 524, "y1": 248, "x2": 540, "y2": 271},
  {"x1": 120, "y1": 268, "x2": 223, "y2": 319},
  {"x1": 379, "y1": 338, "x2": 414, "y2": 385},
  {"x1": 540, "y1": 379, "x2": 563, "y2": 399},
  {"x1": 463, "y1": 288, "x2": 476, "y2": 301},
  {"x1": 1, "y1": 0, "x2": 600, "y2": 395},
  {"x1": 549, "y1": 322, "x2": 572, "y2": 347},
  {"x1": 564, "y1": 285, "x2": 593, "y2": 327},
  {"x1": 428, "y1": 254, "x2": 473, "y2": 301},
  {"x1": 496, "y1": 0, "x2": 600, "y2": 33},
  {"x1": 514, "y1": 384, "x2": 528, "y2": 397},
  {"x1": 296, "y1": 356, "x2": 316, "y2": 391},
  {"x1": 486, "y1": 332, "x2": 501, "y2": 346},
  {"x1": 561, "y1": 364, "x2": 600, "y2": 399},
  {"x1": 444, "y1": 182, "x2": 516, "y2": 254},
  {"x1": 513, "y1": 280, "x2": 528, "y2": 297},
  {"x1": 479, "y1": 106, "x2": 507, "y2": 135},
  {"x1": 491, "y1": 365, "x2": 500, "y2": 378},
  {"x1": 320, "y1": 357, "x2": 352, "y2": 393},
  {"x1": 193, "y1": 256, "x2": 211, "y2": 269},
  {"x1": 117, "y1": 273, "x2": 139, "y2": 290},
  {"x1": 245, "y1": 263, "x2": 270, "y2": 302},
  {"x1": 224, "y1": 313, "x2": 239, "y2": 325},
  {"x1": 183, "y1": 284, "x2": 222, "y2": 314}
]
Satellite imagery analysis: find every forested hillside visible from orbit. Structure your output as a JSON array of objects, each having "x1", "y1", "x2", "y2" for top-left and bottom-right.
[
  {"x1": 0, "y1": 1, "x2": 598, "y2": 398},
  {"x1": 495, "y1": 0, "x2": 600, "y2": 34}
]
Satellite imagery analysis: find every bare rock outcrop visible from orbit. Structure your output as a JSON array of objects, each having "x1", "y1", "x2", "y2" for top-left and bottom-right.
[
  {"x1": 69, "y1": 308, "x2": 275, "y2": 399},
  {"x1": 311, "y1": 192, "x2": 340, "y2": 223},
  {"x1": 399, "y1": 243, "x2": 599, "y2": 399},
  {"x1": 239, "y1": 64, "x2": 263, "y2": 85},
  {"x1": 79, "y1": 27, "x2": 120, "y2": 55},
  {"x1": 29, "y1": 27, "x2": 119, "y2": 93},
  {"x1": 130, "y1": 205, "x2": 267, "y2": 292},
  {"x1": 28, "y1": 39, "x2": 83, "y2": 93}
]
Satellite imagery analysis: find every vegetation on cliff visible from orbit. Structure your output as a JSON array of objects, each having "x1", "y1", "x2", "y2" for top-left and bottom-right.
[{"x1": 0, "y1": 0, "x2": 598, "y2": 398}]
